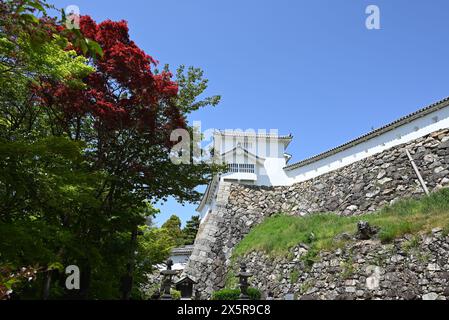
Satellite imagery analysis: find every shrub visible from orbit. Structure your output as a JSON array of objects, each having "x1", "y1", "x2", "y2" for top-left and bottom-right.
[
  {"x1": 170, "y1": 289, "x2": 181, "y2": 300},
  {"x1": 247, "y1": 287, "x2": 262, "y2": 300},
  {"x1": 212, "y1": 288, "x2": 240, "y2": 300},
  {"x1": 212, "y1": 287, "x2": 262, "y2": 300}
]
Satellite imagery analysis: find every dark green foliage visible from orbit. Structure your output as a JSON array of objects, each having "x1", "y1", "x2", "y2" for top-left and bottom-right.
[
  {"x1": 0, "y1": 0, "x2": 222, "y2": 299},
  {"x1": 247, "y1": 287, "x2": 262, "y2": 300},
  {"x1": 182, "y1": 215, "x2": 200, "y2": 245},
  {"x1": 211, "y1": 288, "x2": 240, "y2": 300},
  {"x1": 162, "y1": 215, "x2": 185, "y2": 246},
  {"x1": 211, "y1": 287, "x2": 262, "y2": 300}
]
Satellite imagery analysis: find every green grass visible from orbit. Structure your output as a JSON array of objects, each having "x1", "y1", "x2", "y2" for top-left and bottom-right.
[
  {"x1": 290, "y1": 269, "x2": 300, "y2": 283},
  {"x1": 233, "y1": 188, "x2": 449, "y2": 258}
]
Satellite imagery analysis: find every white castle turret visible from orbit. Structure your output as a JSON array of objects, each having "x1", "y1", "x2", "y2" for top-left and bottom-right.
[{"x1": 197, "y1": 130, "x2": 293, "y2": 219}]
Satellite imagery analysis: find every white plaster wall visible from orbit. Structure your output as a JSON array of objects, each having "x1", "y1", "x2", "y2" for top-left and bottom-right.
[
  {"x1": 171, "y1": 254, "x2": 190, "y2": 265},
  {"x1": 220, "y1": 149, "x2": 290, "y2": 186},
  {"x1": 221, "y1": 148, "x2": 253, "y2": 164},
  {"x1": 286, "y1": 106, "x2": 449, "y2": 184},
  {"x1": 260, "y1": 157, "x2": 290, "y2": 186},
  {"x1": 199, "y1": 187, "x2": 218, "y2": 222},
  {"x1": 200, "y1": 104, "x2": 449, "y2": 220},
  {"x1": 198, "y1": 204, "x2": 210, "y2": 222}
]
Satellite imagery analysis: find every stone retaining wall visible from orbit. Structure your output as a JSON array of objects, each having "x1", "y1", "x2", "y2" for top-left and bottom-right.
[
  {"x1": 184, "y1": 129, "x2": 449, "y2": 298},
  {"x1": 237, "y1": 229, "x2": 449, "y2": 300}
]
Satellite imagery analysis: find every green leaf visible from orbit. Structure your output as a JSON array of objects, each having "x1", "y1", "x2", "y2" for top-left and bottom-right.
[
  {"x1": 86, "y1": 39, "x2": 104, "y2": 58},
  {"x1": 47, "y1": 262, "x2": 64, "y2": 272},
  {"x1": 78, "y1": 39, "x2": 88, "y2": 55},
  {"x1": 16, "y1": 6, "x2": 26, "y2": 14},
  {"x1": 20, "y1": 13, "x2": 40, "y2": 24},
  {"x1": 27, "y1": 1, "x2": 46, "y2": 13},
  {"x1": 4, "y1": 278, "x2": 19, "y2": 290}
]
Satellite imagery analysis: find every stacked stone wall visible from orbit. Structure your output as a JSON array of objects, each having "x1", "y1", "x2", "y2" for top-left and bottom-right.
[{"x1": 184, "y1": 129, "x2": 449, "y2": 297}]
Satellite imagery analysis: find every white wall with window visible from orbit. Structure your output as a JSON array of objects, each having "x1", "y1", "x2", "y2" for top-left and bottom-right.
[
  {"x1": 216, "y1": 131, "x2": 292, "y2": 186},
  {"x1": 197, "y1": 98, "x2": 449, "y2": 220},
  {"x1": 227, "y1": 163, "x2": 255, "y2": 173}
]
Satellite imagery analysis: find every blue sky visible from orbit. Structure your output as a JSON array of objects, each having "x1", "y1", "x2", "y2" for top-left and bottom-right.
[{"x1": 54, "y1": 0, "x2": 449, "y2": 226}]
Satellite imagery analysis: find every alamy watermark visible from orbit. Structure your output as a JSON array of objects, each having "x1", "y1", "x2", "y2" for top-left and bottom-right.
[
  {"x1": 169, "y1": 122, "x2": 282, "y2": 165},
  {"x1": 65, "y1": 5, "x2": 80, "y2": 30},
  {"x1": 65, "y1": 265, "x2": 80, "y2": 290},
  {"x1": 365, "y1": 5, "x2": 381, "y2": 30}
]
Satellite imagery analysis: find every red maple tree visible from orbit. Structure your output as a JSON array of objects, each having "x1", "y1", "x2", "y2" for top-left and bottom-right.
[
  {"x1": 40, "y1": 15, "x2": 184, "y2": 140},
  {"x1": 36, "y1": 16, "x2": 217, "y2": 299}
]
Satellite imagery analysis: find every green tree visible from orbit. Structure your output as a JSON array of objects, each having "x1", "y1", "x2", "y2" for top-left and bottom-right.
[
  {"x1": 183, "y1": 215, "x2": 201, "y2": 245},
  {"x1": 0, "y1": 0, "x2": 100, "y2": 300},
  {"x1": 162, "y1": 215, "x2": 185, "y2": 246},
  {"x1": 132, "y1": 225, "x2": 175, "y2": 299},
  {"x1": 34, "y1": 16, "x2": 224, "y2": 299},
  {"x1": 0, "y1": 0, "x2": 223, "y2": 300},
  {"x1": 0, "y1": 0, "x2": 94, "y2": 141}
]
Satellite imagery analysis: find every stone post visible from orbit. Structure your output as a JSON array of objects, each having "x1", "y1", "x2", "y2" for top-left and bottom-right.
[
  {"x1": 237, "y1": 262, "x2": 252, "y2": 300},
  {"x1": 160, "y1": 259, "x2": 177, "y2": 300}
]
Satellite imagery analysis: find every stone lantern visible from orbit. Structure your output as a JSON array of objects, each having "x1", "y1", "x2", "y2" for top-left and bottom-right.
[
  {"x1": 160, "y1": 259, "x2": 177, "y2": 300},
  {"x1": 236, "y1": 262, "x2": 252, "y2": 300}
]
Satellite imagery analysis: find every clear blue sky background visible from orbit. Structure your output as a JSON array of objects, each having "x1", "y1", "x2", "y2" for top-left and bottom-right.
[{"x1": 55, "y1": 0, "x2": 449, "y2": 226}]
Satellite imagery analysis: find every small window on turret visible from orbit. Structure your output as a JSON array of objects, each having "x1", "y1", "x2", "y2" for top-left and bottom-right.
[
  {"x1": 227, "y1": 163, "x2": 255, "y2": 173},
  {"x1": 239, "y1": 164, "x2": 255, "y2": 173}
]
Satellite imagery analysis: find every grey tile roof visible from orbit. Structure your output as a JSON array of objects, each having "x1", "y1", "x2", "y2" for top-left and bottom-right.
[
  {"x1": 285, "y1": 96, "x2": 449, "y2": 171},
  {"x1": 215, "y1": 130, "x2": 293, "y2": 140},
  {"x1": 171, "y1": 245, "x2": 194, "y2": 255}
]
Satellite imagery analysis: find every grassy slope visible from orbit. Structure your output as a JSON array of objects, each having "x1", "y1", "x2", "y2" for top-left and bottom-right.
[{"x1": 233, "y1": 188, "x2": 449, "y2": 258}]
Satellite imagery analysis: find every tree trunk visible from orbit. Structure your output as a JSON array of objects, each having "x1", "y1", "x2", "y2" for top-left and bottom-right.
[
  {"x1": 78, "y1": 263, "x2": 91, "y2": 300},
  {"x1": 42, "y1": 270, "x2": 52, "y2": 300},
  {"x1": 121, "y1": 226, "x2": 138, "y2": 300}
]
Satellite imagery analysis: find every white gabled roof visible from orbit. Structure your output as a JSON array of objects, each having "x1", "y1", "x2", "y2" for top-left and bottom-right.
[
  {"x1": 284, "y1": 152, "x2": 292, "y2": 164},
  {"x1": 221, "y1": 145, "x2": 266, "y2": 163}
]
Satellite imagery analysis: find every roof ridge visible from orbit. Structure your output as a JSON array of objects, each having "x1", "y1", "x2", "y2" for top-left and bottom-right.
[
  {"x1": 215, "y1": 130, "x2": 292, "y2": 139},
  {"x1": 285, "y1": 96, "x2": 449, "y2": 171}
]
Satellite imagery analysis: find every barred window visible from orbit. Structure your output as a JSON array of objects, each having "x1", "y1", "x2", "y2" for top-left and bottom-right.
[
  {"x1": 239, "y1": 163, "x2": 255, "y2": 173},
  {"x1": 228, "y1": 163, "x2": 239, "y2": 173},
  {"x1": 227, "y1": 163, "x2": 255, "y2": 173}
]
